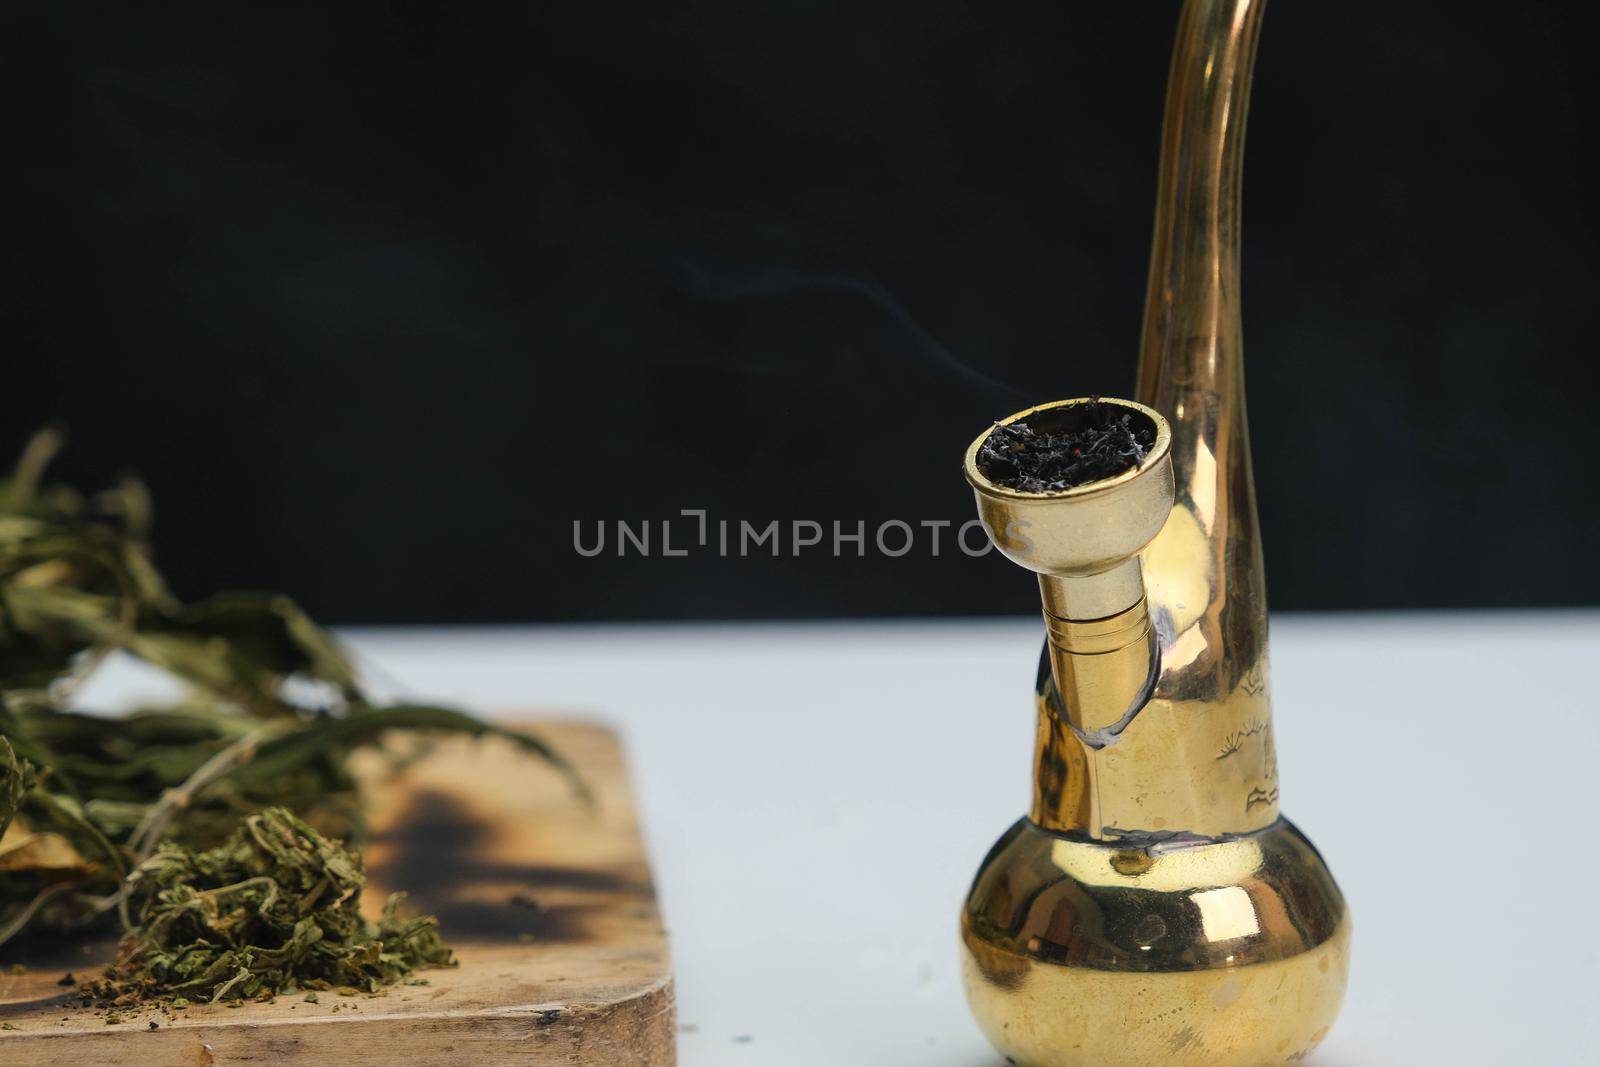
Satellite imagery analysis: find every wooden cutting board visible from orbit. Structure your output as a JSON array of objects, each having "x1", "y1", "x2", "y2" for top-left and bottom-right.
[{"x1": 0, "y1": 720, "x2": 676, "y2": 1065}]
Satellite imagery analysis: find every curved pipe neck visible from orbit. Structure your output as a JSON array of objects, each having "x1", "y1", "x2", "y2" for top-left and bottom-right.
[{"x1": 1136, "y1": 0, "x2": 1269, "y2": 695}]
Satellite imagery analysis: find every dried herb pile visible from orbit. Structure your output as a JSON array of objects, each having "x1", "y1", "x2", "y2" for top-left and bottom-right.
[
  {"x1": 87, "y1": 808, "x2": 450, "y2": 1006},
  {"x1": 977, "y1": 401, "x2": 1156, "y2": 493},
  {"x1": 0, "y1": 429, "x2": 577, "y2": 999}
]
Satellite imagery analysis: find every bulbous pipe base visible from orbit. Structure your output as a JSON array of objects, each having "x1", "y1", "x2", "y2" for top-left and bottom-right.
[{"x1": 961, "y1": 817, "x2": 1349, "y2": 1067}]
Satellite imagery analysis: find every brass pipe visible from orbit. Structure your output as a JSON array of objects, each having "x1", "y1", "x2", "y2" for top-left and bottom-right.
[{"x1": 957, "y1": 3, "x2": 1350, "y2": 1065}]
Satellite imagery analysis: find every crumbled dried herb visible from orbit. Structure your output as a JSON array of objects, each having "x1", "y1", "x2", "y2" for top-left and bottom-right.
[
  {"x1": 977, "y1": 400, "x2": 1155, "y2": 493},
  {"x1": 84, "y1": 808, "x2": 450, "y2": 1006},
  {"x1": 0, "y1": 429, "x2": 583, "y2": 996}
]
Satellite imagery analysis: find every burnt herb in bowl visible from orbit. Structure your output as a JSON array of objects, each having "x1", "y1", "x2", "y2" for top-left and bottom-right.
[{"x1": 977, "y1": 400, "x2": 1155, "y2": 493}]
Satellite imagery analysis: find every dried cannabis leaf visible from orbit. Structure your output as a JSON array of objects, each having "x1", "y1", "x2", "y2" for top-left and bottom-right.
[
  {"x1": 0, "y1": 428, "x2": 584, "y2": 957},
  {"x1": 87, "y1": 808, "x2": 453, "y2": 1005}
]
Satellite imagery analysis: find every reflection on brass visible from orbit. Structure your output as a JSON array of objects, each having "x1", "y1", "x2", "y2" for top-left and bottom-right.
[{"x1": 958, "y1": 2, "x2": 1350, "y2": 1064}]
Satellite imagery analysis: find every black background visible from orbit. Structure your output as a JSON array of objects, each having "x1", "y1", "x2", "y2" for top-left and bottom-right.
[{"x1": 5, "y1": 2, "x2": 1595, "y2": 623}]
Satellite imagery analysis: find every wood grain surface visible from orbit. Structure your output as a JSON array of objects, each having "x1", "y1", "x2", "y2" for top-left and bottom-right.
[{"x1": 0, "y1": 720, "x2": 675, "y2": 1065}]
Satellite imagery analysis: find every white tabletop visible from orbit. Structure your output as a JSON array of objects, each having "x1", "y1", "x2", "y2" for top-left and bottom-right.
[{"x1": 99, "y1": 612, "x2": 1600, "y2": 1065}]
